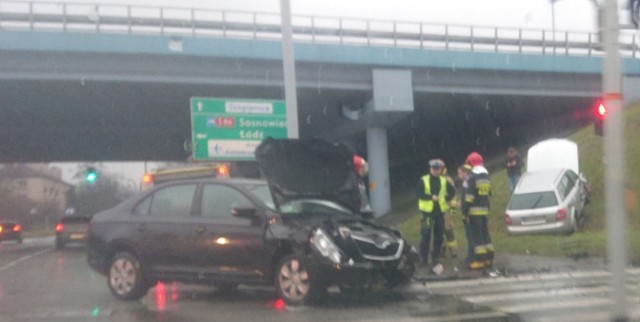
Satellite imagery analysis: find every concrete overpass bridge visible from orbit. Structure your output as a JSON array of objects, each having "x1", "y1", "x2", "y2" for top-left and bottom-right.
[{"x1": 1, "y1": 1, "x2": 639, "y2": 214}]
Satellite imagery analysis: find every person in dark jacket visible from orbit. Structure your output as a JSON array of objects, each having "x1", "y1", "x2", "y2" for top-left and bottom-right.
[
  {"x1": 505, "y1": 146, "x2": 524, "y2": 194},
  {"x1": 417, "y1": 159, "x2": 456, "y2": 274}
]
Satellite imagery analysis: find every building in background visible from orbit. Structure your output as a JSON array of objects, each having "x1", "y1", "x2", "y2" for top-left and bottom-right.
[{"x1": 0, "y1": 164, "x2": 73, "y2": 227}]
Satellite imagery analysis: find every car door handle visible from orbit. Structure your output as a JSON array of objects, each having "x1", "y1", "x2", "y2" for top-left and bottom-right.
[
  {"x1": 137, "y1": 224, "x2": 146, "y2": 232},
  {"x1": 195, "y1": 226, "x2": 206, "y2": 234}
]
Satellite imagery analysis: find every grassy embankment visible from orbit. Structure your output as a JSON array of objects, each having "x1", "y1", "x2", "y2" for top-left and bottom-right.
[{"x1": 396, "y1": 104, "x2": 640, "y2": 259}]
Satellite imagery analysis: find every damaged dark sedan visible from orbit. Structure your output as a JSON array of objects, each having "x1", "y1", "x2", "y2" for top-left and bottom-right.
[{"x1": 87, "y1": 138, "x2": 417, "y2": 305}]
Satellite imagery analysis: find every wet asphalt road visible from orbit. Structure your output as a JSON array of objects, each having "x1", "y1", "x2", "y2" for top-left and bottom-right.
[
  {"x1": 0, "y1": 238, "x2": 503, "y2": 322},
  {"x1": 1, "y1": 238, "x2": 638, "y2": 322}
]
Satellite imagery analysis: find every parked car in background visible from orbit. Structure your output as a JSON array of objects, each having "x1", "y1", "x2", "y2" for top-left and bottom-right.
[
  {"x1": 504, "y1": 139, "x2": 589, "y2": 235},
  {"x1": 87, "y1": 138, "x2": 417, "y2": 305},
  {"x1": 0, "y1": 220, "x2": 23, "y2": 244},
  {"x1": 55, "y1": 215, "x2": 91, "y2": 249}
]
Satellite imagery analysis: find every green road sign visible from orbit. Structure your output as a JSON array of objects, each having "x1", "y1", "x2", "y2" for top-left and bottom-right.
[{"x1": 190, "y1": 98, "x2": 288, "y2": 161}]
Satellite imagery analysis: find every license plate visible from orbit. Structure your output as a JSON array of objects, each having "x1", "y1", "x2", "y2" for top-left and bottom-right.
[
  {"x1": 522, "y1": 216, "x2": 545, "y2": 224},
  {"x1": 70, "y1": 233, "x2": 85, "y2": 240}
]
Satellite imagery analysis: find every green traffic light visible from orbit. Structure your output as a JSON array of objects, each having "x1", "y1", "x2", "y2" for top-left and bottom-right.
[{"x1": 86, "y1": 169, "x2": 98, "y2": 182}]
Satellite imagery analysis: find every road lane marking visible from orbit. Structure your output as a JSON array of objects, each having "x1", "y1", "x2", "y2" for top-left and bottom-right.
[
  {"x1": 421, "y1": 268, "x2": 640, "y2": 290},
  {"x1": 464, "y1": 285, "x2": 613, "y2": 303},
  {"x1": 0, "y1": 248, "x2": 51, "y2": 273},
  {"x1": 345, "y1": 311, "x2": 509, "y2": 322},
  {"x1": 495, "y1": 297, "x2": 640, "y2": 314}
]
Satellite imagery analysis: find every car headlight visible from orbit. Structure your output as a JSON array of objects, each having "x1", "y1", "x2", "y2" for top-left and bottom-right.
[{"x1": 310, "y1": 228, "x2": 342, "y2": 264}]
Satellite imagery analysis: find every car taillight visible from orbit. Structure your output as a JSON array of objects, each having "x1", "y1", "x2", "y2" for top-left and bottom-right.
[
  {"x1": 556, "y1": 208, "x2": 567, "y2": 221},
  {"x1": 55, "y1": 223, "x2": 64, "y2": 232},
  {"x1": 13, "y1": 224, "x2": 21, "y2": 232},
  {"x1": 0, "y1": 226, "x2": 3, "y2": 233},
  {"x1": 503, "y1": 213, "x2": 512, "y2": 226}
]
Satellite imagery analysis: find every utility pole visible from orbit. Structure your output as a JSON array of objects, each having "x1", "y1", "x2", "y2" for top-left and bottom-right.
[
  {"x1": 601, "y1": 0, "x2": 628, "y2": 320},
  {"x1": 280, "y1": 0, "x2": 299, "y2": 139}
]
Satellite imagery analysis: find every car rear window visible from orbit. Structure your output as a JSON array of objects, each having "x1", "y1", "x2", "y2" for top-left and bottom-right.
[{"x1": 508, "y1": 191, "x2": 558, "y2": 210}]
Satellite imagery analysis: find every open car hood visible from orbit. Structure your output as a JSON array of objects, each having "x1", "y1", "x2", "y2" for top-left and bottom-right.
[
  {"x1": 527, "y1": 138, "x2": 579, "y2": 174},
  {"x1": 255, "y1": 138, "x2": 361, "y2": 213}
]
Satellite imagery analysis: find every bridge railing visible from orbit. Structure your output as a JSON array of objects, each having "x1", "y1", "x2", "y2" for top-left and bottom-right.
[{"x1": 0, "y1": 0, "x2": 638, "y2": 58}]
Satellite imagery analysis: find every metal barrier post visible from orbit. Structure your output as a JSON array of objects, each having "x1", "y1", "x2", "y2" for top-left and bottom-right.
[
  {"x1": 445, "y1": 25, "x2": 449, "y2": 50},
  {"x1": 519, "y1": 29, "x2": 522, "y2": 53},
  {"x1": 190, "y1": 8, "x2": 195, "y2": 37},
  {"x1": 62, "y1": 3, "x2": 67, "y2": 32},
  {"x1": 470, "y1": 26, "x2": 474, "y2": 51},
  {"x1": 419, "y1": 23, "x2": 423, "y2": 49}
]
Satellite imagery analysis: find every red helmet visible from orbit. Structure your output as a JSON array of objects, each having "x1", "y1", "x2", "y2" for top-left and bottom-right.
[
  {"x1": 466, "y1": 152, "x2": 484, "y2": 167},
  {"x1": 353, "y1": 155, "x2": 368, "y2": 177}
]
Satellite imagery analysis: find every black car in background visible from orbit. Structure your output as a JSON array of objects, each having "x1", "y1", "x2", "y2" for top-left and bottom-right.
[
  {"x1": 0, "y1": 221, "x2": 23, "y2": 244},
  {"x1": 55, "y1": 215, "x2": 91, "y2": 249},
  {"x1": 87, "y1": 138, "x2": 417, "y2": 305}
]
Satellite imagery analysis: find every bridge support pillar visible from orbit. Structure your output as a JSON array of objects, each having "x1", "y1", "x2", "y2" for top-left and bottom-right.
[
  {"x1": 365, "y1": 69, "x2": 414, "y2": 217},
  {"x1": 367, "y1": 127, "x2": 391, "y2": 216}
]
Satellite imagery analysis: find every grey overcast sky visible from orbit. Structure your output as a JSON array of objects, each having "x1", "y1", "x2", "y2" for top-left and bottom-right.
[{"x1": 33, "y1": 0, "x2": 601, "y2": 31}]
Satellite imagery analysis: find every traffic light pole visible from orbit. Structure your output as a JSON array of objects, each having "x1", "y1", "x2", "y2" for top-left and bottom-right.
[{"x1": 601, "y1": 0, "x2": 628, "y2": 320}]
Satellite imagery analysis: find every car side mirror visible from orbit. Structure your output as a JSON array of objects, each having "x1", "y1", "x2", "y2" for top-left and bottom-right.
[{"x1": 231, "y1": 207, "x2": 257, "y2": 219}]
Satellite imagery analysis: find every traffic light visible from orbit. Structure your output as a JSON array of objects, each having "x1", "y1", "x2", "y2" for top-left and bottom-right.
[
  {"x1": 594, "y1": 102, "x2": 607, "y2": 136},
  {"x1": 85, "y1": 167, "x2": 99, "y2": 183},
  {"x1": 216, "y1": 164, "x2": 230, "y2": 178}
]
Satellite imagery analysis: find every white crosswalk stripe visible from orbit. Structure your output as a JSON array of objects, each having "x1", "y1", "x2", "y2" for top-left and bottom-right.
[{"x1": 416, "y1": 268, "x2": 640, "y2": 321}]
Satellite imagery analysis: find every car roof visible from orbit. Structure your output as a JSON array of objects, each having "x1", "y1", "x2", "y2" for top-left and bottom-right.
[
  {"x1": 154, "y1": 177, "x2": 267, "y2": 187},
  {"x1": 514, "y1": 168, "x2": 566, "y2": 194}
]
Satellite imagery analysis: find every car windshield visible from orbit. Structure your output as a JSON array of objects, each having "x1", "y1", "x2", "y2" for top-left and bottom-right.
[
  {"x1": 509, "y1": 191, "x2": 558, "y2": 210},
  {"x1": 279, "y1": 199, "x2": 353, "y2": 216}
]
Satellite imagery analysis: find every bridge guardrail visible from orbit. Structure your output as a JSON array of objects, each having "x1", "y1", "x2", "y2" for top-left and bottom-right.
[{"x1": 0, "y1": 0, "x2": 638, "y2": 58}]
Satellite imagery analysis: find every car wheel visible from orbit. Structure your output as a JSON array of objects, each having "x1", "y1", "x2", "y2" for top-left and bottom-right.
[
  {"x1": 107, "y1": 252, "x2": 149, "y2": 301},
  {"x1": 275, "y1": 254, "x2": 321, "y2": 306}
]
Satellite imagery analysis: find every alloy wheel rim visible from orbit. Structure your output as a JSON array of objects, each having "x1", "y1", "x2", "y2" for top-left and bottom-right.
[
  {"x1": 278, "y1": 259, "x2": 309, "y2": 301},
  {"x1": 110, "y1": 258, "x2": 137, "y2": 295}
]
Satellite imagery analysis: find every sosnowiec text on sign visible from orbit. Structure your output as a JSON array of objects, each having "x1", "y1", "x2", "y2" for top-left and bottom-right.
[{"x1": 190, "y1": 98, "x2": 288, "y2": 161}]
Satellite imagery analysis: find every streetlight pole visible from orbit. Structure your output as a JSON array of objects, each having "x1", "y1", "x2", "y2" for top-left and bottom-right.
[{"x1": 280, "y1": 0, "x2": 299, "y2": 139}]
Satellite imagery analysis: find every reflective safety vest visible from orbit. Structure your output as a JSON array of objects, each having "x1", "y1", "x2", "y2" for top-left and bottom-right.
[{"x1": 418, "y1": 175, "x2": 450, "y2": 213}]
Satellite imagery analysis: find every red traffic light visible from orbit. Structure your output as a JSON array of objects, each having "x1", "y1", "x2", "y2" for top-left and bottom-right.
[
  {"x1": 596, "y1": 103, "x2": 607, "y2": 118},
  {"x1": 594, "y1": 102, "x2": 606, "y2": 136}
]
